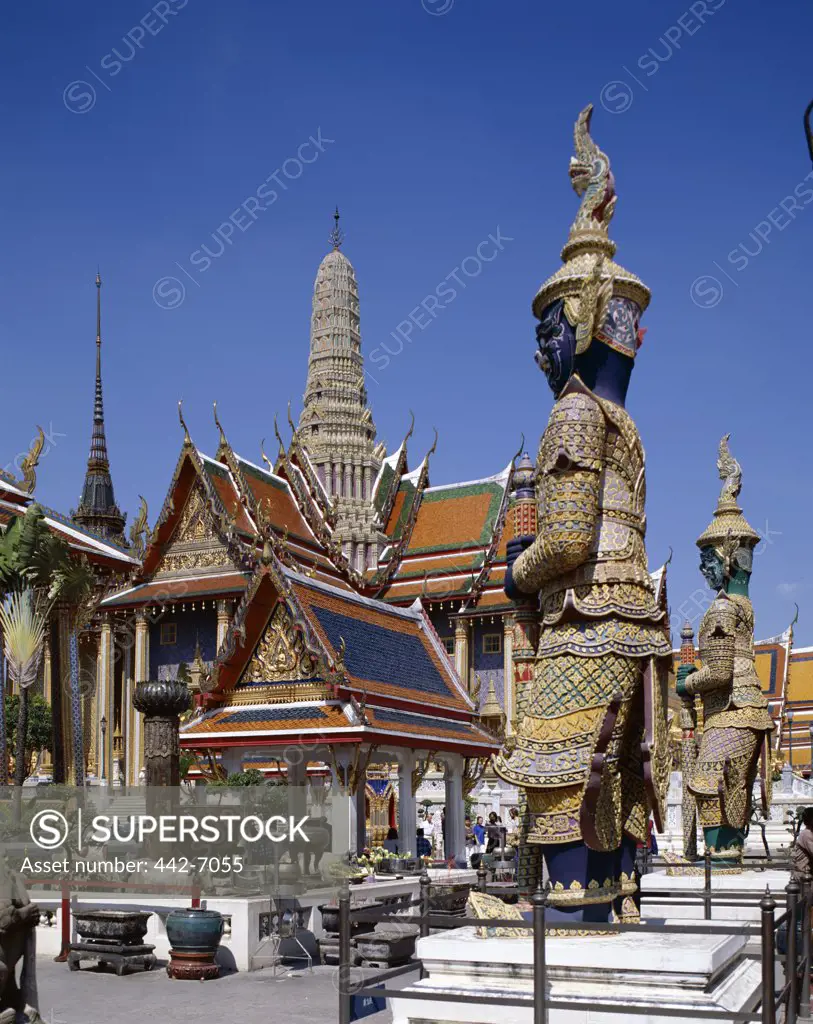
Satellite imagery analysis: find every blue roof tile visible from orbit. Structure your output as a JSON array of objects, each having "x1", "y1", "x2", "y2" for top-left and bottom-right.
[{"x1": 310, "y1": 605, "x2": 451, "y2": 699}]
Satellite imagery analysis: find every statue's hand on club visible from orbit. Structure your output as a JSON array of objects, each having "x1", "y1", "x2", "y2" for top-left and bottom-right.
[{"x1": 676, "y1": 663, "x2": 697, "y2": 698}]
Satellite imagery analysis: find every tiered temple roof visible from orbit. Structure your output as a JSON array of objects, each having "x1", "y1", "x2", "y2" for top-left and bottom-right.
[
  {"x1": 373, "y1": 462, "x2": 514, "y2": 616},
  {"x1": 180, "y1": 557, "x2": 497, "y2": 756}
]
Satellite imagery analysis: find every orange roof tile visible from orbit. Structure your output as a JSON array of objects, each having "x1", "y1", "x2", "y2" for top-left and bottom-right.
[{"x1": 103, "y1": 572, "x2": 248, "y2": 608}]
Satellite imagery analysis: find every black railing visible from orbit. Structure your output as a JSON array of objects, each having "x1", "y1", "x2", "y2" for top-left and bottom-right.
[{"x1": 336, "y1": 867, "x2": 813, "y2": 1024}]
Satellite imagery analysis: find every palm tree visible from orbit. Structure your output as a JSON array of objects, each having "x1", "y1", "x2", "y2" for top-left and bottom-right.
[{"x1": 0, "y1": 505, "x2": 96, "y2": 787}]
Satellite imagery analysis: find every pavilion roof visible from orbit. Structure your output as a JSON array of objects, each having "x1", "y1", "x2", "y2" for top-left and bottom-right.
[
  {"x1": 183, "y1": 549, "x2": 495, "y2": 755},
  {"x1": 0, "y1": 490, "x2": 137, "y2": 570}
]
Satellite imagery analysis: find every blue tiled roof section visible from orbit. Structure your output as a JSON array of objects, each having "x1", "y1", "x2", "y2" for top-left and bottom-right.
[
  {"x1": 373, "y1": 708, "x2": 471, "y2": 734},
  {"x1": 223, "y1": 707, "x2": 326, "y2": 724},
  {"x1": 310, "y1": 605, "x2": 451, "y2": 698}
]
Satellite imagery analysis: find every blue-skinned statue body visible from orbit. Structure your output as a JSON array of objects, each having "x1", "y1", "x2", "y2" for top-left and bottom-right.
[
  {"x1": 675, "y1": 437, "x2": 774, "y2": 862},
  {"x1": 494, "y1": 106, "x2": 671, "y2": 923}
]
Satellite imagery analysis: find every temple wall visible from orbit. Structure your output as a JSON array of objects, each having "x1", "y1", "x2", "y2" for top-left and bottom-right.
[{"x1": 149, "y1": 608, "x2": 217, "y2": 680}]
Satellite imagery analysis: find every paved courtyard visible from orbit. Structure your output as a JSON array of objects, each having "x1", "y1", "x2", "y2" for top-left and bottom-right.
[{"x1": 36, "y1": 958, "x2": 395, "y2": 1024}]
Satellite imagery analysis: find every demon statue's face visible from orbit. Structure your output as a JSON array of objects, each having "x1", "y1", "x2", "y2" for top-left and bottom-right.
[
  {"x1": 699, "y1": 546, "x2": 725, "y2": 592},
  {"x1": 535, "y1": 299, "x2": 576, "y2": 396}
]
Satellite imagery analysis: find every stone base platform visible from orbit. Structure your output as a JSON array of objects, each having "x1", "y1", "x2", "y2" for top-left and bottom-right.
[
  {"x1": 389, "y1": 924, "x2": 761, "y2": 1024},
  {"x1": 67, "y1": 941, "x2": 157, "y2": 976},
  {"x1": 641, "y1": 867, "x2": 790, "y2": 921}
]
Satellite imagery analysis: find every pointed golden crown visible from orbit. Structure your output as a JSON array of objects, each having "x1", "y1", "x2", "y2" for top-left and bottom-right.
[
  {"x1": 532, "y1": 105, "x2": 650, "y2": 357},
  {"x1": 696, "y1": 434, "x2": 760, "y2": 551}
]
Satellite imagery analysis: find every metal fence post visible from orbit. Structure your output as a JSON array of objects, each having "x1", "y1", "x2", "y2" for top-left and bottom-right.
[
  {"x1": 788, "y1": 878, "x2": 801, "y2": 1024},
  {"x1": 801, "y1": 880, "x2": 812, "y2": 1020},
  {"x1": 762, "y1": 886, "x2": 777, "y2": 1024},
  {"x1": 419, "y1": 869, "x2": 431, "y2": 981},
  {"x1": 704, "y1": 847, "x2": 712, "y2": 921},
  {"x1": 338, "y1": 882, "x2": 351, "y2": 1024},
  {"x1": 532, "y1": 883, "x2": 547, "y2": 1024},
  {"x1": 477, "y1": 864, "x2": 487, "y2": 893}
]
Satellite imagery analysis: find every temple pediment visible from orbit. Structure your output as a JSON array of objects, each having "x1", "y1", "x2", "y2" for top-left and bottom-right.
[
  {"x1": 242, "y1": 602, "x2": 319, "y2": 686},
  {"x1": 154, "y1": 480, "x2": 237, "y2": 578}
]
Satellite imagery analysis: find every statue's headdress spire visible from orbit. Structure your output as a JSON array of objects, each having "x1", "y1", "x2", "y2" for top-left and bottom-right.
[
  {"x1": 696, "y1": 434, "x2": 760, "y2": 553},
  {"x1": 532, "y1": 104, "x2": 650, "y2": 359}
]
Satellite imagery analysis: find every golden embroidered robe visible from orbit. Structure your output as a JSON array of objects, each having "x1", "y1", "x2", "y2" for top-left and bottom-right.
[{"x1": 686, "y1": 592, "x2": 774, "y2": 829}]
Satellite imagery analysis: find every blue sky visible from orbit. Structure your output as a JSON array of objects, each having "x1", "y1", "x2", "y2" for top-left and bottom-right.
[{"x1": 1, "y1": 0, "x2": 811, "y2": 642}]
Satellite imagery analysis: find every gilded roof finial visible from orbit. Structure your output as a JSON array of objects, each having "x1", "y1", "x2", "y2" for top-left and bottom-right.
[
  {"x1": 178, "y1": 400, "x2": 192, "y2": 446},
  {"x1": 404, "y1": 410, "x2": 415, "y2": 445},
  {"x1": 18, "y1": 427, "x2": 45, "y2": 494},
  {"x1": 129, "y1": 495, "x2": 149, "y2": 559},
  {"x1": 260, "y1": 438, "x2": 274, "y2": 473},
  {"x1": 213, "y1": 400, "x2": 228, "y2": 454},
  {"x1": 329, "y1": 206, "x2": 343, "y2": 251}
]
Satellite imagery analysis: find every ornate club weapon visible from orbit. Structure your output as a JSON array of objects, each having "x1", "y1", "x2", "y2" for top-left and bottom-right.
[{"x1": 678, "y1": 622, "x2": 699, "y2": 860}]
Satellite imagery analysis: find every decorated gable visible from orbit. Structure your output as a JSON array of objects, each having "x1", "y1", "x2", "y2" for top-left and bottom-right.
[
  {"x1": 155, "y1": 480, "x2": 236, "y2": 577},
  {"x1": 243, "y1": 603, "x2": 319, "y2": 685}
]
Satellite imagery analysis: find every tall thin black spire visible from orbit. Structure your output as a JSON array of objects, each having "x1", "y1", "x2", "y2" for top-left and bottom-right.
[{"x1": 72, "y1": 273, "x2": 126, "y2": 542}]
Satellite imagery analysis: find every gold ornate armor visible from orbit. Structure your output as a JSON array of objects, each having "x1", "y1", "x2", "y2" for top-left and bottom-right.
[
  {"x1": 494, "y1": 376, "x2": 670, "y2": 849},
  {"x1": 684, "y1": 438, "x2": 773, "y2": 836}
]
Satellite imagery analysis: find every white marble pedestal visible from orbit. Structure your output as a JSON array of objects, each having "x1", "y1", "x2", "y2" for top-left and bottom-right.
[
  {"x1": 389, "y1": 924, "x2": 761, "y2": 1024},
  {"x1": 641, "y1": 867, "x2": 790, "y2": 921}
]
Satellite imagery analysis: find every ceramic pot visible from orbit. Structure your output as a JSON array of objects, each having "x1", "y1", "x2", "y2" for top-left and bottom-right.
[{"x1": 165, "y1": 908, "x2": 224, "y2": 954}]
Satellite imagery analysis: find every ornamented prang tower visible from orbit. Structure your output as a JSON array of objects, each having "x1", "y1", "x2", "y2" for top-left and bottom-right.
[
  {"x1": 296, "y1": 211, "x2": 387, "y2": 571},
  {"x1": 72, "y1": 273, "x2": 126, "y2": 543}
]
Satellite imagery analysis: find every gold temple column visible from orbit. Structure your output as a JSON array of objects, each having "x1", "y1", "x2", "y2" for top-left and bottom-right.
[
  {"x1": 216, "y1": 600, "x2": 231, "y2": 652},
  {"x1": 131, "y1": 611, "x2": 149, "y2": 785},
  {"x1": 503, "y1": 614, "x2": 515, "y2": 737},
  {"x1": 38, "y1": 636, "x2": 53, "y2": 776},
  {"x1": 122, "y1": 638, "x2": 133, "y2": 786},
  {"x1": 454, "y1": 618, "x2": 470, "y2": 690},
  {"x1": 57, "y1": 606, "x2": 75, "y2": 785},
  {"x1": 98, "y1": 619, "x2": 114, "y2": 785},
  {"x1": 85, "y1": 640, "x2": 98, "y2": 778}
]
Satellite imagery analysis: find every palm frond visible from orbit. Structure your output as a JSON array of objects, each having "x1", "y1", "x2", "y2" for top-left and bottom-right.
[{"x1": 0, "y1": 589, "x2": 46, "y2": 690}]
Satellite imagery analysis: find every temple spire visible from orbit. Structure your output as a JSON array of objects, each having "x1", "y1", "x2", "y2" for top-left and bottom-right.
[
  {"x1": 329, "y1": 206, "x2": 343, "y2": 251},
  {"x1": 294, "y1": 221, "x2": 386, "y2": 569},
  {"x1": 72, "y1": 273, "x2": 126, "y2": 543}
]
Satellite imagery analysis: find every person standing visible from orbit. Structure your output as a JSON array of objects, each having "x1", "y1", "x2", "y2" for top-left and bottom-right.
[
  {"x1": 792, "y1": 807, "x2": 813, "y2": 884},
  {"x1": 473, "y1": 816, "x2": 486, "y2": 849}
]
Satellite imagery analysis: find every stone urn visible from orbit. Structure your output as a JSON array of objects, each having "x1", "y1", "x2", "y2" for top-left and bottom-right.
[
  {"x1": 68, "y1": 911, "x2": 156, "y2": 976},
  {"x1": 165, "y1": 908, "x2": 223, "y2": 980},
  {"x1": 74, "y1": 910, "x2": 152, "y2": 946}
]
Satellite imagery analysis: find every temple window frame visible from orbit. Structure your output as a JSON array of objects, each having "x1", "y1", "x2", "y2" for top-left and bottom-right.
[
  {"x1": 482, "y1": 633, "x2": 502, "y2": 655},
  {"x1": 160, "y1": 622, "x2": 178, "y2": 646}
]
